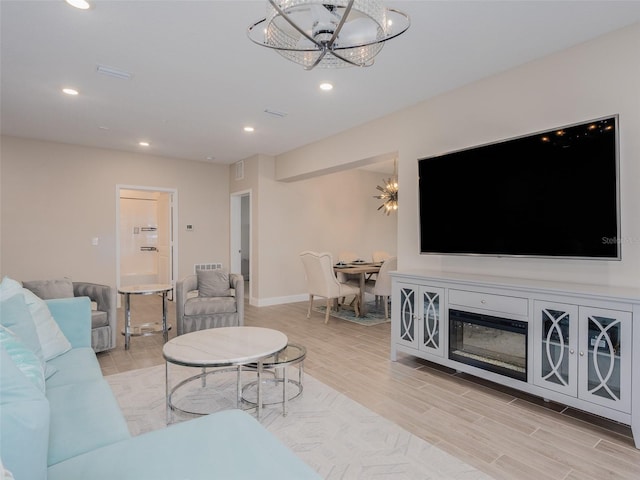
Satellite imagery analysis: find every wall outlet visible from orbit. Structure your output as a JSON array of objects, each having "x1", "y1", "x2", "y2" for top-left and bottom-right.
[{"x1": 186, "y1": 224, "x2": 193, "y2": 231}]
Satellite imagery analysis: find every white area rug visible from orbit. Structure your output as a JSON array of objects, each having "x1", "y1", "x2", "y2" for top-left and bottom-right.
[{"x1": 107, "y1": 365, "x2": 492, "y2": 480}]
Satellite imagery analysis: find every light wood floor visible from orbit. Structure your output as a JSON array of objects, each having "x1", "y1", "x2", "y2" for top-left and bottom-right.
[{"x1": 97, "y1": 291, "x2": 640, "y2": 480}]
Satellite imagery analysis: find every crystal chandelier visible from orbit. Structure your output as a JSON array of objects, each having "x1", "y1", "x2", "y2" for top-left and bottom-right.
[
  {"x1": 373, "y1": 159, "x2": 398, "y2": 215},
  {"x1": 247, "y1": 0, "x2": 410, "y2": 70}
]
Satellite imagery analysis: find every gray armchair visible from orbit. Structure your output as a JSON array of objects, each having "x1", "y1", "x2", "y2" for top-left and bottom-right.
[
  {"x1": 22, "y1": 279, "x2": 117, "y2": 353},
  {"x1": 176, "y1": 272, "x2": 244, "y2": 336}
]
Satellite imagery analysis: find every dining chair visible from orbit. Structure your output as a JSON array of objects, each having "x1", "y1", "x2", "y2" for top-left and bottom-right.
[
  {"x1": 364, "y1": 256, "x2": 397, "y2": 319},
  {"x1": 372, "y1": 251, "x2": 391, "y2": 263},
  {"x1": 299, "y1": 251, "x2": 360, "y2": 323},
  {"x1": 336, "y1": 251, "x2": 360, "y2": 283}
]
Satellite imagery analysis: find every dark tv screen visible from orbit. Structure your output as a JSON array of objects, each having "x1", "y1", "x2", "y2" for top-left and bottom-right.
[{"x1": 418, "y1": 116, "x2": 620, "y2": 259}]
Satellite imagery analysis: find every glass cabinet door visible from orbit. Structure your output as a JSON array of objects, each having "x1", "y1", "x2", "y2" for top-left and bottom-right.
[
  {"x1": 533, "y1": 302, "x2": 578, "y2": 396},
  {"x1": 578, "y1": 307, "x2": 632, "y2": 413},
  {"x1": 420, "y1": 288, "x2": 444, "y2": 357},
  {"x1": 397, "y1": 284, "x2": 418, "y2": 350}
]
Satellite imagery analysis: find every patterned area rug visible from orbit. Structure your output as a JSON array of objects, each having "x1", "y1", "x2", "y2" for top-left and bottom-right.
[
  {"x1": 106, "y1": 365, "x2": 492, "y2": 480},
  {"x1": 312, "y1": 300, "x2": 391, "y2": 326}
]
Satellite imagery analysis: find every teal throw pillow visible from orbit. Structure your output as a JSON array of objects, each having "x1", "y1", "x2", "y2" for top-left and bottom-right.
[
  {"x1": 0, "y1": 326, "x2": 45, "y2": 393},
  {"x1": 0, "y1": 292, "x2": 43, "y2": 362}
]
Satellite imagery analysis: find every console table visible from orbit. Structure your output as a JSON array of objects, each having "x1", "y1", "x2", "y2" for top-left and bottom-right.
[
  {"x1": 390, "y1": 270, "x2": 640, "y2": 448},
  {"x1": 118, "y1": 283, "x2": 173, "y2": 350}
]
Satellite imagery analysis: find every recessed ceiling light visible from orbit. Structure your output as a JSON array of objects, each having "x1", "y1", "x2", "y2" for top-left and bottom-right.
[
  {"x1": 244, "y1": 126, "x2": 255, "y2": 133},
  {"x1": 62, "y1": 88, "x2": 79, "y2": 95},
  {"x1": 139, "y1": 141, "x2": 150, "y2": 147},
  {"x1": 65, "y1": 0, "x2": 91, "y2": 10},
  {"x1": 319, "y1": 82, "x2": 333, "y2": 91},
  {"x1": 206, "y1": 156, "x2": 215, "y2": 161}
]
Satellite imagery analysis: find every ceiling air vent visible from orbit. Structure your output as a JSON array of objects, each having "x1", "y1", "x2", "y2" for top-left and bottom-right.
[{"x1": 96, "y1": 65, "x2": 133, "y2": 80}]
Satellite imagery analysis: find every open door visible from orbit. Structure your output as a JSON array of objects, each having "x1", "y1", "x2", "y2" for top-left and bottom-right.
[{"x1": 117, "y1": 186, "x2": 177, "y2": 300}]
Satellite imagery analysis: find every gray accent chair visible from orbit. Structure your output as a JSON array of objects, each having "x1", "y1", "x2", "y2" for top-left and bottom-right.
[
  {"x1": 176, "y1": 273, "x2": 244, "y2": 336},
  {"x1": 21, "y1": 279, "x2": 117, "y2": 353}
]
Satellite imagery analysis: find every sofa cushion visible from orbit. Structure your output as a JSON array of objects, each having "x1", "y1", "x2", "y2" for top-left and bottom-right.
[
  {"x1": 91, "y1": 309, "x2": 109, "y2": 328},
  {"x1": 47, "y1": 410, "x2": 321, "y2": 480},
  {"x1": 197, "y1": 269, "x2": 231, "y2": 297},
  {"x1": 45, "y1": 347, "x2": 103, "y2": 389},
  {"x1": 22, "y1": 279, "x2": 74, "y2": 300},
  {"x1": 0, "y1": 345, "x2": 50, "y2": 480},
  {"x1": 184, "y1": 296, "x2": 237, "y2": 316},
  {"x1": 46, "y1": 379, "x2": 130, "y2": 465},
  {"x1": 22, "y1": 289, "x2": 72, "y2": 361}
]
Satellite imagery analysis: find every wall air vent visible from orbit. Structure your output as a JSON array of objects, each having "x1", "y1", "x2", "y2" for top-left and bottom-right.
[{"x1": 194, "y1": 263, "x2": 222, "y2": 273}]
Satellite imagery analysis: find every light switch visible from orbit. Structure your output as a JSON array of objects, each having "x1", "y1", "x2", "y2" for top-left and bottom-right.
[{"x1": 92, "y1": 237, "x2": 99, "y2": 246}]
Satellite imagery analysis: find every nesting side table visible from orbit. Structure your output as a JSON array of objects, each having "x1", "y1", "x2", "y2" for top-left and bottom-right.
[{"x1": 242, "y1": 343, "x2": 306, "y2": 416}]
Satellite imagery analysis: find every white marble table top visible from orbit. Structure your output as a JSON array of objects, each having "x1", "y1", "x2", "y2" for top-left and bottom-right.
[
  {"x1": 118, "y1": 284, "x2": 173, "y2": 295},
  {"x1": 163, "y1": 327, "x2": 288, "y2": 367}
]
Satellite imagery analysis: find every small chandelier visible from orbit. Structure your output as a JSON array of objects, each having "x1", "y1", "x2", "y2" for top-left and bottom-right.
[
  {"x1": 373, "y1": 159, "x2": 398, "y2": 215},
  {"x1": 247, "y1": 0, "x2": 410, "y2": 70}
]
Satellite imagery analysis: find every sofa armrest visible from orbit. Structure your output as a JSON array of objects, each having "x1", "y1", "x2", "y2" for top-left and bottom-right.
[
  {"x1": 230, "y1": 273, "x2": 244, "y2": 326},
  {"x1": 176, "y1": 275, "x2": 198, "y2": 335},
  {"x1": 46, "y1": 297, "x2": 92, "y2": 348}
]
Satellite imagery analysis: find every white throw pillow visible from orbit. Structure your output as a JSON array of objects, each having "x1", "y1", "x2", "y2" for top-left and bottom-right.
[
  {"x1": 21, "y1": 289, "x2": 71, "y2": 361},
  {"x1": 0, "y1": 276, "x2": 22, "y2": 301}
]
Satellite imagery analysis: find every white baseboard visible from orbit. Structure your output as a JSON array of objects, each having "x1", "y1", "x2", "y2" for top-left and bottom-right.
[{"x1": 251, "y1": 293, "x2": 308, "y2": 307}]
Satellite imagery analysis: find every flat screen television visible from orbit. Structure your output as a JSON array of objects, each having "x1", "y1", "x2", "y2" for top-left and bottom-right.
[{"x1": 418, "y1": 115, "x2": 620, "y2": 260}]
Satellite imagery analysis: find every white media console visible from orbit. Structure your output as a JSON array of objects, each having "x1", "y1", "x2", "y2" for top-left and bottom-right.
[{"x1": 390, "y1": 270, "x2": 640, "y2": 448}]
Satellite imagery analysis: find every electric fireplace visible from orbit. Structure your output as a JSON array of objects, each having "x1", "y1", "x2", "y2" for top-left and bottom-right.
[{"x1": 449, "y1": 309, "x2": 528, "y2": 381}]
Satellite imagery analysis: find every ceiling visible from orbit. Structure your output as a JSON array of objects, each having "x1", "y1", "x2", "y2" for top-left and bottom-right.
[{"x1": 2, "y1": 1, "x2": 640, "y2": 169}]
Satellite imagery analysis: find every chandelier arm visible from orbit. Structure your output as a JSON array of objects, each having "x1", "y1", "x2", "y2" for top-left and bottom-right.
[
  {"x1": 326, "y1": 0, "x2": 355, "y2": 49},
  {"x1": 330, "y1": 49, "x2": 369, "y2": 67},
  {"x1": 267, "y1": 0, "x2": 323, "y2": 49},
  {"x1": 305, "y1": 48, "x2": 329, "y2": 71}
]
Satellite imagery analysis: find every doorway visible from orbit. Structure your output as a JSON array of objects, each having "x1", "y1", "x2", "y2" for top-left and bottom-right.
[
  {"x1": 230, "y1": 190, "x2": 251, "y2": 302},
  {"x1": 116, "y1": 186, "x2": 177, "y2": 299}
]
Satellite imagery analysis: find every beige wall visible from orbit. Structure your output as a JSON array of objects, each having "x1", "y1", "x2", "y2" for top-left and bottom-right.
[
  {"x1": 230, "y1": 154, "x2": 397, "y2": 306},
  {"x1": 275, "y1": 23, "x2": 640, "y2": 290},
  {"x1": 3, "y1": 24, "x2": 637, "y2": 304},
  {"x1": 1, "y1": 136, "x2": 230, "y2": 287}
]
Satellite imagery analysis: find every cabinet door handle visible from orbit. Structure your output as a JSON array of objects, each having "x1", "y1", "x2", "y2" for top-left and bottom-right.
[
  {"x1": 570, "y1": 349, "x2": 575, "y2": 354},
  {"x1": 579, "y1": 351, "x2": 584, "y2": 356},
  {"x1": 480, "y1": 299, "x2": 486, "y2": 304}
]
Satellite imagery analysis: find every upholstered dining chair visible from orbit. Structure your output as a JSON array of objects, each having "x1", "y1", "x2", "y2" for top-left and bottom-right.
[
  {"x1": 336, "y1": 251, "x2": 360, "y2": 283},
  {"x1": 176, "y1": 270, "x2": 244, "y2": 335},
  {"x1": 364, "y1": 256, "x2": 397, "y2": 319},
  {"x1": 372, "y1": 251, "x2": 391, "y2": 263},
  {"x1": 299, "y1": 251, "x2": 360, "y2": 324}
]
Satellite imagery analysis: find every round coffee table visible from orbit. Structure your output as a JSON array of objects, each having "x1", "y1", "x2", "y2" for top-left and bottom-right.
[{"x1": 163, "y1": 326, "x2": 288, "y2": 422}]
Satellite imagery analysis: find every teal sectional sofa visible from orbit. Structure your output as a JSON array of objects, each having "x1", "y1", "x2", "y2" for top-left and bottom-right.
[{"x1": 0, "y1": 288, "x2": 320, "y2": 480}]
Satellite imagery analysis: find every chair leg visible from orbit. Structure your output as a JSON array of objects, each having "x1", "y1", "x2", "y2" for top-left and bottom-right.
[
  {"x1": 384, "y1": 295, "x2": 389, "y2": 319},
  {"x1": 324, "y1": 298, "x2": 331, "y2": 324},
  {"x1": 307, "y1": 294, "x2": 313, "y2": 318}
]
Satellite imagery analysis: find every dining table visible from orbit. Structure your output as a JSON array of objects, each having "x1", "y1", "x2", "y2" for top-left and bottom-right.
[{"x1": 333, "y1": 262, "x2": 381, "y2": 316}]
